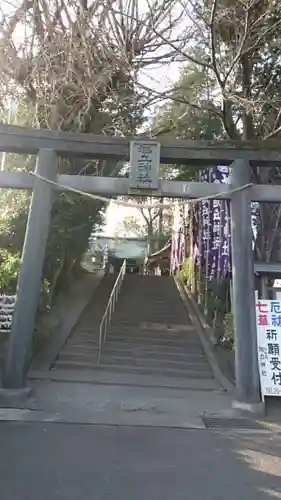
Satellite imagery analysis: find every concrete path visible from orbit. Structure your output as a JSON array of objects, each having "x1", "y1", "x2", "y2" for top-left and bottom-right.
[
  {"x1": 0, "y1": 379, "x2": 231, "y2": 428},
  {"x1": 1, "y1": 422, "x2": 281, "y2": 500}
]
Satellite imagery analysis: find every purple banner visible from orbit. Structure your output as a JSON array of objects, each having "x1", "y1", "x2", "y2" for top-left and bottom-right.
[
  {"x1": 200, "y1": 169, "x2": 212, "y2": 279},
  {"x1": 196, "y1": 166, "x2": 231, "y2": 281},
  {"x1": 170, "y1": 165, "x2": 232, "y2": 281},
  {"x1": 211, "y1": 166, "x2": 231, "y2": 280}
]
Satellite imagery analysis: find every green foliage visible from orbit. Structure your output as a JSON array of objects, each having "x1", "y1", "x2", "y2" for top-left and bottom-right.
[
  {"x1": 45, "y1": 193, "x2": 105, "y2": 290},
  {"x1": 0, "y1": 182, "x2": 105, "y2": 301},
  {"x1": 115, "y1": 198, "x2": 173, "y2": 249},
  {"x1": 0, "y1": 248, "x2": 51, "y2": 307},
  {"x1": 207, "y1": 286, "x2": 224, "y2": 315},
  {"x1": 0, "y1": 191, "x2": 31, "y2": 252},
  {"x1": 180, "y1": 257, "x2": 193, "y2": 287},
  {"x1": 32, "y1": 277, "x2": 53, "y2": 356},
  {"x1": 153, "y1": 58, "x2": 223, "y2": 182},
  {"x1": 222, "y1": 313, "x2": 235, "y2": 350},
  {"x1": 0, "y1": 250, "x2": 20, "y2": 294},
  {"x1": 155, "y1": 62, "x2": 222, "y2": 140},
  {"x1": 116, "y1": 215, "x2": 147, "y2": 237},
  {"x1": 38, "y1": 279, "x2": 51, "y2": 313},
  {"x1": 0, "y1": 98, "x2": 110, "y2": 300},
  {"x1": 0, "y1": 248, "x2": 53, "y2": 357}
]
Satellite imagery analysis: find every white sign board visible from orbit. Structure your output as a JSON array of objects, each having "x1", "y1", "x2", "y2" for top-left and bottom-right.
[
  {"x1": 129, "y1": 141, "x2": 160, "y2": 190},
  {"x1": 0, "y1": 294, "x2": 16, "y2": 333},
  {"x1": 256, "y1": 299, "x2": 281, "y2": 397}
]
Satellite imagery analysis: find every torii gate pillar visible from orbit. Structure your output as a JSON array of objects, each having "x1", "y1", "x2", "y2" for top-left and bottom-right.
[
  {"x1": 230, "y1": 159, "x2": 261, "y2": 409},
  {"x1": 3, "y1": 150, "x2": 57, "y2": 389}
]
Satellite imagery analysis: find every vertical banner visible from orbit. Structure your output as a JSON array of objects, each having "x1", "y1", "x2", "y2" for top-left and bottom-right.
[
  {"x1": 192, "y1": 203, "x2": 200, "y2": 265},
  {"x1": 221, "y1": 198, "x2": 232, "y2": 278},
  {"x1": 200, "y1": 169, "x2": 211, "y2": 279},
  {"x1": 170, "y1": 203, "x2": 187, "y2": 275},
  {"x1": 177, "y1": 229, "x2": 185, "y2": 269},
  {"x1": 170, "y1": 228, "x2": 186, "y2": 274},
  {"x1": 256, "y1": 299, "x2": 281, "y2": 398},
  {"x1": 219, "y1": 165, "x2": 231, "y2": 279},
  {"x1": 170, "y1": 231, "x2": 177, "y2": 274},
  {"x1": 194, "y1": 165, "x2": 232, "y2": 283},
  {"x1": 211, "y1": 166, "x2": 231, "y2": 280},
  {"x1": 209, "y1": 168, "x2": 219, "y2": 281}
]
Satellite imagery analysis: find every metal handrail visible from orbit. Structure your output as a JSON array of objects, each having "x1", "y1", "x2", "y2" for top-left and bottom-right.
[{"x1": 97, "y1": 259, "x2": 126, "y2": 364}]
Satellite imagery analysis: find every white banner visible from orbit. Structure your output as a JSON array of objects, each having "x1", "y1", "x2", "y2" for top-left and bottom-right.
[
  {"x1": 256, "y1": 299, "x2": 281, "y2": 398},
  {"x1": 0, "y1": 294, "x2": 16, "y2": 333}
]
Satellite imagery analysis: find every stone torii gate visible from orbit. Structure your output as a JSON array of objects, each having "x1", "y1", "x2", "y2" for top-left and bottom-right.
[{"x1": 1, "y1": 124, "x2": 281, "y2": 409}]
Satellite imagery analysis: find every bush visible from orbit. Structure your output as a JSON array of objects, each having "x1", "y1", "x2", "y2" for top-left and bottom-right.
[
  {"x1": 222, "y1": 313, "x2": 235, "y2": 349},
  {"x1": 0, "y1": 249, "x2": 51, "y2": 308},
  {"x1": 180, "y1": 257, "x2": 193, "y2": 286},
  {"x1": 0, "y1": 249, "x2": 52, "y2": 357},
  {"x1": 0, "y1": 250, "x2": 20, "y2": 294},
  {"x1": 38, "y1": 278, "x2": 51, "y2": 313}
]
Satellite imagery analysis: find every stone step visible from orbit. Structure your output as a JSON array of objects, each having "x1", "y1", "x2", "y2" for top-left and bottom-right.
[
  {"x1": 104, "y1": 340, "x2": 204, "y2": 355},
  {"x1": 107, "y1": 323, "x2": 194, "y2": 332},
  {"x1": 64, "y1": 338, "x2": 203, "y2": 356},
  {"x1": 119, "y1": 298, "x2": 181, "y2": 301},
  {"x1": 71, "y1": 329, "x2": 100, "y2": 336},
  {"x1": 62, "y1": 345, "x2": 98, "y2": 355},
  {"x1": 99, "y1": 355, "x2": 211, "y2": 371},
  {"x1": 110, "y1": 322, "x2": 193, "y2": 331},
  {"x1": 115, "y1": 302, "x2": 185, "y2": 306},
  {"x1": 105, "y1": 335, "x2": 202, "y2": 348},
  {"x1": 58, "y1": 350, "x2": 210, "y2": 370},
  {"x1": 111, "y1": 318, "x2": 190, "y2": 325},
  {"x1": 121, "y1": 286, "x2": 177, "y2": 289},
  {"x1": 102, "y1": 343, "x2": 205, "y2": 357},
  {"x1": 117, "y1": 301, "x2": 183, "y2": 307},
  {"x1": 115, "y1": 295, "x2": 184, "y2": 300},
  {"x1": 109, "y1": 321, "x2": 193, "y2": 330},
  {"x1": 103, "y1": 341, "x2": 204, "y2": 356},
  {"x1": 68, "y1": 332, "x2": 99, "y2": 340},
  {"x1": 113, "y1": 313, "x2": 189, "y2": 319},
  {"x1": 66, "y1": 337, "x2": 99, "y2": 347},
  {"x1": 108, "y1": 328, "x2": 194, "y2": 335},
  {"x1": 51, "y1": 274, "x2": 217, "y2": 388},
  {"x1": 78, "y1": 315, "x2": 106, "y2": 325},
  {"x1": 42, "y1": 369, "x2": 219, "y2": 390},
  {"x1": 82, "y1": 302, "x2": 110, "y2": 311},
  {"x1": 120, "y1": 292, "x2": 178, "y2": 296},
  {"x1": 53, "y1": 360, "x2": 214, "y2": 379},
  {"x1": 114, "y1": 316, "x2": 190, "y2": 322},
  {"x1": 115, "y1": 311, "x2": 186, "y2": 316},
  {"x1": 107, "y1": 330, "x2": 197, "y2": 342},
  {"x1": 62, "y1": 344, "x2": 206, "y2": 361},
  {"x1": 58, "y1": 352, "x2": 98, "y2": 364}
]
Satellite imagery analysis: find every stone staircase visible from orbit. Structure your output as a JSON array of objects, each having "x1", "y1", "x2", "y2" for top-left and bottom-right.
[
  {"x1": 52, "y1": 275, "x2": 219, "y2": 389},
  {"x1": 52, "y1": 274, "x2": 117, "y2": 369}
]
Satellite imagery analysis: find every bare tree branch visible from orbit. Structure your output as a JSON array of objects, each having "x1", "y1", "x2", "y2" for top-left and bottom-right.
[
  {"x1": 0, "y1": 0, "x2": 186, "y2": 133},
  {"x1": 210, "y1": 0, "x2": 223, "y2": 88}
]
